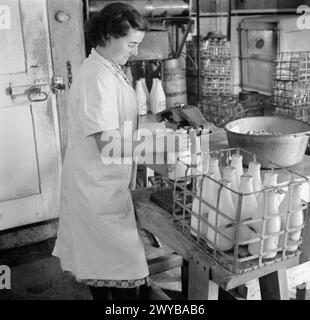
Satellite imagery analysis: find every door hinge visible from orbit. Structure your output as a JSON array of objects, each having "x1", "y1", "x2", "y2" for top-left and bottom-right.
[{"x1": 51, "y1": 77, "x2": 66, "y2": 94}]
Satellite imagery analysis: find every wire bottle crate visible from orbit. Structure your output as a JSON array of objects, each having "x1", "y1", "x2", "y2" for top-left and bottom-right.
[
  {"x1": 171, "y1": 147, "x2": 309, "y2": 274},
  {"x1": 272, "y1": 51, "x2": 310, "y2": 122},
  {"x1": 186, "y1": 37, "x2": 232, "y2": 102},
  {"x1": 201, "y1": 95, "x2": 245, "y2": 126}
]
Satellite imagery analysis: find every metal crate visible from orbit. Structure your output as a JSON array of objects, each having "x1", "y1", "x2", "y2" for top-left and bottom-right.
[
  {"x1": 272, "y1": 51, "x2": 310, "y2": 120},
  {"x1": 171, "y1": 147, "x2": 309, "y2": 274},
  {"x1": 201, "y1": 96, "x2": 244, "y2": 126}
]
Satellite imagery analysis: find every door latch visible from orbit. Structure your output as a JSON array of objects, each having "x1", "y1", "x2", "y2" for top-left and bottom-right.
[
  {"x1": 6, "y1": 77, "x2": 66, "y2": 102},
  {"x1": 6, "y1": 81, "x2": 49, "y2": 101}
]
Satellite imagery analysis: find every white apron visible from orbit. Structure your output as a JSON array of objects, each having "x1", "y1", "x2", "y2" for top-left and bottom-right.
[{"x1": 52, "y1": 49, "x2": 149, "y2": 281}]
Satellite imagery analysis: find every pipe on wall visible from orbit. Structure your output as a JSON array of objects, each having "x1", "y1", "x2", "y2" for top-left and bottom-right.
[{"x1": 88, "y1": 0, "x2": 191, "y2": 17}]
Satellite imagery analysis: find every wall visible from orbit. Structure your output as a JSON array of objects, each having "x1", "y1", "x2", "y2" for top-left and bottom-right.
[{"x1": 191, "y1": 8, "x2": 310, "y2": 95}]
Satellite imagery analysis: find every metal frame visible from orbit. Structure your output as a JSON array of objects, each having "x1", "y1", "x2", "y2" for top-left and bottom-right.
[{"x1": 171, "y1": 147, "x2": 309, "y2": 274}]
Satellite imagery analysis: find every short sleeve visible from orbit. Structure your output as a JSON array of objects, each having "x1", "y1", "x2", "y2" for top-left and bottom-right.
[{"x1": 78, "y1": 68, "x2": 119, "y2": 137}]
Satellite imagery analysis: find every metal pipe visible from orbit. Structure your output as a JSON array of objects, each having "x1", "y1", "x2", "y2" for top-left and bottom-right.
[
  {"x1": 196, "y1": 0, "x2": 201, "y2": 107},
  {"x1": 88, "y1": 0, "x2": 191, "y2": 17},
  {"x1": 227, "y1": 0, "x2": 231, "y2": 41},
  {"x1": 175, "y1": 20, "x2": 193, "y2": 58}
]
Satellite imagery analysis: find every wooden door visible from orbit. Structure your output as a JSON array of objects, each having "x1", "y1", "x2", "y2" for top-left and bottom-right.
[{"x1": 0, "y1": 0, "x2": 61, "y2": 230}]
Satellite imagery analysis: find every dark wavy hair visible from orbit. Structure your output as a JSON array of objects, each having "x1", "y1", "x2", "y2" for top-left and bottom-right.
[{"x1": 85, "y1": 2, "x2": 149, "y2": 47}]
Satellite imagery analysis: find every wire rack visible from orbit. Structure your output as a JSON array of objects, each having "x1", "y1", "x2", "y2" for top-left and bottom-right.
[
  {"x1": 272, "y1": 51, "x2": 310, "y2": 122},
  {"x1": 186, "y1": 38, "x2": 232, "y2": 98},
  {"x1": 171, "y1": 147, "x2": 309, "y2": 274},
  {"x1": 201, "y1": 38, "x2": 231, "y2": 97},
  {"x1": 201, "y1": 95, "x2": 245, "y2": 126}
]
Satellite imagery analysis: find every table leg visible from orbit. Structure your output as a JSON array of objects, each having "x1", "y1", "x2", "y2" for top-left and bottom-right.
[
  {"x1": 259, "y1": 268, "x2": 289, "y2": 300},
  {"x1": 188, "y1": 251, "x2": 211, "y2": 300},
  {"x1": 181, "y1": 260, "x2": 188, "y2": 299}
]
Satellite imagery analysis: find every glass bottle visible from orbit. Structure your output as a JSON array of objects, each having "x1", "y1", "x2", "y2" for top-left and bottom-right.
[
  {"x1": 135, "y1": 80, "x2": 147, "y2": 116},
  {"x1": 191, "y1": 173, "x2": 216, "y2": 236},
  {"x1": 154, "y1": 79, "x2": 167, "y2": 113},
  {"x1": 222, "y1": 166, "x2": 239, "y2": 209},
  {"x1": 263, "y1": 171, "x2": 282, "y2": 207},
  {"x1": 249, "y1": 187, "x2": 281, "y2": 259},
  {"x1": 214, "y1": 180, "x2": 237, "y2": 251},
  {"x1": 263, "y1": 188, "x2": 282, "y2": 259},
  {"x1": 279, "y1": 183, "x2": 304, "y2": 253},
  {"x1": 202, "y1": 179, "x2": 234, "y2": 251},
  {"x1": 247, "y1": 161, "x2": 262, "y2": 195},
  {"x1": 237, "y1": 174, "x2": 260, "y2": 243},
  {"x1": 207, "y1": 157, "x2": 222, "y2": 181},
  {"x1": 239, "y1": 174, "x2": 258, "y2": 221},
  {"x1": 230, "y1": 154, "x2": 244, "y2": 187},
  {"x1": 150, "y1": 78, "x2": 158, "y2": 114},
  {"x1": 140, "y1": 77, "x2": 150, "y2": 113}
]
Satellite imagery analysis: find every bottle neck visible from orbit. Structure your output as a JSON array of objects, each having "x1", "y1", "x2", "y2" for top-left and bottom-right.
[
  {"x1": 223, "y1": 167, "x2": 236, "y2": 181},
  {"x1": 240, "y1": 177, "x2": 254, "y2": 193},
  {"x1": 263, "y1": 189, "x2": 279, "y2": 215}
]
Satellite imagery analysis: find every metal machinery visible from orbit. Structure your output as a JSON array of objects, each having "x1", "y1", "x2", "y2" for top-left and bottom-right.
[{"x1": 84, "y1": 0, "x2": 193, "y2": 60}]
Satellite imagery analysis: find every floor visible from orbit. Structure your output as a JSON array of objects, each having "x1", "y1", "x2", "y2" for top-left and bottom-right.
[
  {"x1": 0, "y1": 231, "x2": 308, "y2": 300},
  {"x1": 0, "y1": 255, "x2": 183, "y2": 300},
  {"x1": 0, "y1": 230, "x2": 183, "y2": 300}
]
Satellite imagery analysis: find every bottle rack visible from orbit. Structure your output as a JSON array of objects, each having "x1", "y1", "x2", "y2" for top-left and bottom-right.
[
  {"x1": 200, "y1": 38, "x2": 232, "y2": 97},
  {"x1": 201, "y1": 95, "x2": 245, "y2": 127},
  {"x1": 186, "y1": 37, "x2": 232, "y2": 108},
  {"x1": 272, "y1": 51, "x2": 310, "y2": 122},
  {"x1": 170, "y1": 147, "x2": 309, "y2": 274}
]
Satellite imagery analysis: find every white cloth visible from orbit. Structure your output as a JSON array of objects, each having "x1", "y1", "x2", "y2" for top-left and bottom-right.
[{"x1": 52, "y1": 49, "x2": 149, "y2": 281}]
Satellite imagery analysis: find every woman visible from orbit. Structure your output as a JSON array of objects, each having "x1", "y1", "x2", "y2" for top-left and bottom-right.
[{"x1": 52, "y1": 2, "x2": 150, "y2": 300}]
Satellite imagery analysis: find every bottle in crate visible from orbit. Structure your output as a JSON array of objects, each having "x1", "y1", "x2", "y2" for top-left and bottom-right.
[
  {"x1": 262, "y1": 171, "x2": 282, "y2": 207},
  {"x1": 230, "y1": 154, "x2": 244, "y2": 187},
  {"x1": 191, "y1": 173, "x2": 216, "y2": 237},
  {"x1": 278, "y1": 183, "x2": 304, "y2": 253},
  {"x1": 237, "y1": 174, "x2": 261, "y2": 243},
  {"x1": 204, "y1": 179, "x2": 236, "y2": 251},
  {"x1": 247, "y1": 161, "x2": 262, "y2": 196},
  {"x1": 264, "y1": 188, "x2": 282, "y2": 260},
  {"x1": 222, "y1": 166, "x2": 239, "y2": 209},
  {"x1": 239, "y1": 174, "x2": 258, "y2": 221},
  {"x1": 248, "y1": 186, "x2": 281, "y2": 259},
  {"x1": 207, "y1": 157, "x2": 222, "y2": 181}
]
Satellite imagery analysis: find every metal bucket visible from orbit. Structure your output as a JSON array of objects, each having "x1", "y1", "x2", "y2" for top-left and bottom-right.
[{"x1": 224, "y1": 117, "x2": 310, "y2": 168}]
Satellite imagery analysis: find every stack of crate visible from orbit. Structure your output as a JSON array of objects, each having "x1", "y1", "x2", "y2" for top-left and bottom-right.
[
  {"x1": 186, "y1": 37, "x2": 238, "y2": 125},
  {"x1": 273, "y1": 51, "x2": 310, "y2": 122},
  {"x1": 186, "y1": 37, "x2": 232, "y2": 103},
  {"x1": 201, "y1": 95, "x2": 245, "y2": 126},
  {"x1": 200, "y1": 37, "x2": 232, "y2": 97}
]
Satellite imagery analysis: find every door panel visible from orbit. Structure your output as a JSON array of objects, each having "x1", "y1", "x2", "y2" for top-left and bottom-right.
[
  {"x1": 0, "y1": 0, "x2": 26, "y2": 74},
  {"x1": 0, "y1": 0, "x2": 61, "y2": 230},
  {"x1": 0, "y1": 106, "x2": 40, "y2": 202}
]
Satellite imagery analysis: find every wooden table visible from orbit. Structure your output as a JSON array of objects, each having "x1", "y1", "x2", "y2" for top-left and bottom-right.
[{"x1": 134, "y1": 125, "x2": 310, "y2": 300}]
